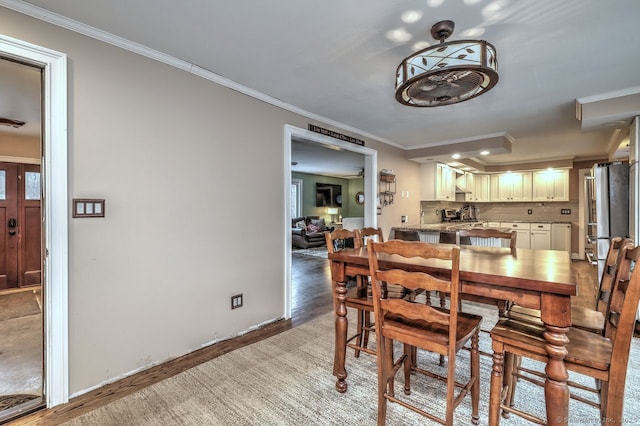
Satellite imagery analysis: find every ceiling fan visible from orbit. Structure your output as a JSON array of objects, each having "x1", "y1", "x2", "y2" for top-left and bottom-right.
[{"x1": 0, "y1": 117, "x2": 26, "y2": 128}]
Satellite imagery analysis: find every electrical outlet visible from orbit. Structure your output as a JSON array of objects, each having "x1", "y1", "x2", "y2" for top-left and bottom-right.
[
  {"x1": 231, "y1": 294, "x2": 243, "y2": 309},
  {"x1": 527, "y1": 209, "x2": 532, "y2": 215},
  {"x1": 561, "y1": 209, "x2": 571, "y2": 215},
  {"x1": 401, "y1": 215, "x2": 407, "y2": 223}
]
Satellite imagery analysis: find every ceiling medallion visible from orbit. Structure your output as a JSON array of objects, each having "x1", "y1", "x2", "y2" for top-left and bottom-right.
[{"x1": 395, "y1": 20, "x2": 498, "y2": 107}]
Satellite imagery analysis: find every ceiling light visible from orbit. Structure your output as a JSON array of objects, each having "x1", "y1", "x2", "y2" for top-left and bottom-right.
[
  {"x1": 452, "y1": 153, "x2": 461, "y2": 159},
  {"x1": 395, "y1": 20, "x2": 498, "y2": 107},
  {"x1": 480, "y1": 150, "x2": 490, "y2": 155}
]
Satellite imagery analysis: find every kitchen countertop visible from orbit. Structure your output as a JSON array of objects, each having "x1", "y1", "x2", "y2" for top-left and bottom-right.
[{"x1": 394, "y1": 220, "x2": 571, "y2": 233}]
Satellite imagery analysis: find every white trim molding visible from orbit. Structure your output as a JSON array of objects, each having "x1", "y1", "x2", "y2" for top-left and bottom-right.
[
  {"x1": 0, "y1": 33, "x2": 69, "y2": 407},
  {"x1": 0, "y1": 0, "x2": 400, "y2": 149}
]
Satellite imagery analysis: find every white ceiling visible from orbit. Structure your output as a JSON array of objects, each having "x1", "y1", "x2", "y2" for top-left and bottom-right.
[{"x1": 2, "y1": 0, "x2": 640, "y2": 176}]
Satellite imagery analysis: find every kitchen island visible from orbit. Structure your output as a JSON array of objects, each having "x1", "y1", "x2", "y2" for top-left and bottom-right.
[{"x1": 391, "y1": 223, "x2": 512, "y2": 245}]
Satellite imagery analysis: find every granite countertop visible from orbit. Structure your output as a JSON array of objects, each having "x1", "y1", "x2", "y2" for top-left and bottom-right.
[{"x1": 394, "y1": 220, "x2": 571, "y2": 233}]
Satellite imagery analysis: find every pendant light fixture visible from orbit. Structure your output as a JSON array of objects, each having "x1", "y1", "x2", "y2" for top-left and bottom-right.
[{"x1": 395, "y1": 20, "x2": 498, "y2": 107}]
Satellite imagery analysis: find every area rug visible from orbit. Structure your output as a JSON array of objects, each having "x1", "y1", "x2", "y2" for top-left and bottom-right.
[
  {"x1": 62, "y1": 309, "x2": 640, "y2": 425},
  {"x1": 291, "y1": 247, "x2": 328, "y2": 259},
  {"x1": 0, "y1": 289, "x2": 41, "y2": 321}
]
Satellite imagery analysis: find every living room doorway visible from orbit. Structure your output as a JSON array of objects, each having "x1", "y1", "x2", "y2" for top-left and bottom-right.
[{"x1": 284, "y1": 124, "x2": 377, "y2": 319}]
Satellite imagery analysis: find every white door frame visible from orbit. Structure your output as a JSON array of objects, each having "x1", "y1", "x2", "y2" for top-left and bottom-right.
[
  {"x1": 0, "y1": 34, "x2": 69, "y2": 407},
  {"x1": 283, "y1": 124, "x2": 376, "y2": 318}
]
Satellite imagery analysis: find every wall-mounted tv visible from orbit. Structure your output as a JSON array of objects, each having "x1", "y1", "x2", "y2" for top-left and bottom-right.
[{"x1": 315, "y1": 183, "x2": 342, "y2": 207}]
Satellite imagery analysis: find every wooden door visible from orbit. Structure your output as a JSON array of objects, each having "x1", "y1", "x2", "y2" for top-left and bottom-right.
[{"x1": 0, "y1": 162, "x2": 41, "y2": 290}]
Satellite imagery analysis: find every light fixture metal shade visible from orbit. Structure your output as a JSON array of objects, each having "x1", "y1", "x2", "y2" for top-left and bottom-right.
[{"x1": 395, "y1": 23, "x2": 498, "y2": 107}]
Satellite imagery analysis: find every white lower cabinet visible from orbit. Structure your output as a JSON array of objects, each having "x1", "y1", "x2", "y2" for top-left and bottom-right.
[
  {"x1": 500, "y1": 222, "x2": 531, "y2": 249},
  {"x1": 530, "y1": 223, "x2": 551, "y2": 250},
  {"x1": 419, "y1": 231, "x2": 440, "y2": 243}
]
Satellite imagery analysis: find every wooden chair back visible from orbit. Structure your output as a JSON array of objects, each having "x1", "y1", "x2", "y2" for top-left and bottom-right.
[
  {"x1": 325, "y1": 228, "x2": 362, "y2": 254},
  {"x1": 599, "y1": 242, "x2": 640, "y2": 419},
  {"x1": 392, "y1": 229, "x2": 420, "y2": 241},
  {"x1": 368, "y1": 240, "x2": 461, "y2": 357},
  {"x1": 357, "y1": 227, "x2": 384, "y2": 246},
  {"x1": 596, "y1": 237, "x2": 631, "y2": 313},
  {"x1": 457, "y1": 228, "x2": 517, "y2": 252}
]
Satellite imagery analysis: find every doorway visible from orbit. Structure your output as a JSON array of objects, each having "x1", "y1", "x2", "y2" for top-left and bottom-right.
[
  {"x1": 283, "y1": 124, "x2": 377, "y2": 319},
  {"x1": 0, "y1": 33, "x2": 69, "y2": 417}
]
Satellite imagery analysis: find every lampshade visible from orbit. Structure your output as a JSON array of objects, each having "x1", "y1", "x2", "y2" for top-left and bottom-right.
[
  {"x1": 327, "y1": 208, "x2": 339, "y2": 215},
  {"x1": 395, "y1": 20, "x2": 498, "y2": 107}
]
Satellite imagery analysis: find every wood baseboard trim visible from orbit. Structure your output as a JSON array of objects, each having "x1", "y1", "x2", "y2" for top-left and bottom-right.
[{"x1": 9, "y1": 318, "x2": 292, "y2": 425}]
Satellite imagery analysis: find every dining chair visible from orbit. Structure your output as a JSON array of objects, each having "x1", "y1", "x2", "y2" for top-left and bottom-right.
[
  {"x1": 508, "y1": 236, "x2": 630, "y2": 334},
  {"x1": 358, "y1": 226, "x2": 384, "y2": 245},
  {"x1": 353, "y1": 227, "x2": 385, "y2": 354},
  {"x1": 325, "y1": 229, "x2": 412, "y2": 359},
  {"x1": 368, "y1": 240, "x2": 481, "y2": 425},
  {"x1": 325, "y1": 229, "x2": 370, "y2": 358},
  {"x1": 489, "y1": 242, "x2": 640, "y2": 424}
]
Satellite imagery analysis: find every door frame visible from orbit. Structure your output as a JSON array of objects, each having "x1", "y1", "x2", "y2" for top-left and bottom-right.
[
  {"x1": 283, "y1": 124, "x2": 377, "y2": 318},
  {"x1": 0, "y1": 34, "x2": 69, "y2": 407}
]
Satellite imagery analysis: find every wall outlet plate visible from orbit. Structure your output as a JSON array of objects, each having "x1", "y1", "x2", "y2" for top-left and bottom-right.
[
  {"x1": 527, "y1": 209, "x2": 532, "y2": 215},
  {"x1": 561, "y1": 209, "x2": 571, "y2": 215}
]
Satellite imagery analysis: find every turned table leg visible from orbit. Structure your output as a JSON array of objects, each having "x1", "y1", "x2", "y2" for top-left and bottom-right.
[
  {"x1": 543, "y1": 325, "x2": 570, "y2": 425},
  {"x1": 333, "y1": 278, "x2": 348, "y2": 392}
]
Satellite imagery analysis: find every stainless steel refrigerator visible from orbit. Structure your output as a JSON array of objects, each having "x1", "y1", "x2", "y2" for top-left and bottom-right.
[{"x1": 585, "y1": 162, "x2": 630, "y2": 280}]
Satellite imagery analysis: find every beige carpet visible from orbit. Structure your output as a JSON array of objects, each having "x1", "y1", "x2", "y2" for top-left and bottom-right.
[{"x1": 62, "y1": 307, "x2": 640, "y2": 425}]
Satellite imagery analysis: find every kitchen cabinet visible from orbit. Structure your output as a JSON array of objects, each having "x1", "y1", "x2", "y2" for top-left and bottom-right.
[
  {"x1": 551, "y1": 223, "x2": 572, "y2": 253},
  {"x1": 490, "y1": 172, "x2": 532, "y2": 201},
  {"x1": 500, "y1": 222, "x2": 531, "y2": 249},
  {"x1": 530, "y1": 222, "x2": 551, "y2": 249},
  {"x1": 466, "y1": 174, "x2": 491, "y2": 202},
  {"x1": 420, "y1": 162, "x2": 455, "y2": 201},
  {"x1": 532, "y1": 169, "x2": 569, "y2": 201}
]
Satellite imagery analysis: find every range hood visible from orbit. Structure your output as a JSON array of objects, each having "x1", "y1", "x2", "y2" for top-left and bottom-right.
[{"x1": 455, "y1": 174, "x2": 472, "y2": 194}]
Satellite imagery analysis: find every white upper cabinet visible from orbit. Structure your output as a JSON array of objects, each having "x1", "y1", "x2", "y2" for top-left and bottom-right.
[
  {"x1": 490, "y1": 172, "x2": 532, "y2": 201},
  {"x1": 420, "y1": 162, "x2": 455, "y2": 201},
  {"x1": 466, "y1": 174, "x2": 491, "y2": 202},
  {"x1": 532, "y1": 169, "x2": 569, "y2": 201}
]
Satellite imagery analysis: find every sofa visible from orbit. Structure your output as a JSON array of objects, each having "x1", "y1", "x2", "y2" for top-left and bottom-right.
[{"x1": 292, "y1": 216, "x2": 332, "y2": 249}]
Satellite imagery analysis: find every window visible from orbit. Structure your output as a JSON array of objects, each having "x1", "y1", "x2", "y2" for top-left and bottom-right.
[{"x1": 291, "y1": 178, "x2": 302, "y2": 217}]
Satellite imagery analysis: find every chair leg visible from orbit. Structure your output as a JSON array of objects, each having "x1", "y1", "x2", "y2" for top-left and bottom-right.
[
  {"x1": 403, "y1": 343, "x2": 412, "y2": 395},
  {"x1": 489, "y1": 342, "x2": 505, "y2": 425},
  {"x1": 505, "y1": 353, "x2": 519, "y2": 414},
  {"x1": 362, "y1": 311, "x2": 372, "y2": 351},
  {"x1": 377, "y1": 342, "x2": 387, "y2": 426},
  {"x1": 471, "y1": 331, "x2": 480, "y2": 425},
  {"x1": 386, "y1": 338, "x2": 395, "y2": 398},
  {"x1": 354, "y1": 308, "x2": 364, "y2": 358}
]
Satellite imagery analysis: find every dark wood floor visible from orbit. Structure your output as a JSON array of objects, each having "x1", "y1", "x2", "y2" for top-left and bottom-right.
[{"x1": 7, "y1": 252, "x2": 600, "y2": 425}]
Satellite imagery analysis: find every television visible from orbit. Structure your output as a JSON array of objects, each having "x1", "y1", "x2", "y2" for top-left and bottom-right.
[{"x1": 315, "y1": 183, "x2": 342, "y2": 207}]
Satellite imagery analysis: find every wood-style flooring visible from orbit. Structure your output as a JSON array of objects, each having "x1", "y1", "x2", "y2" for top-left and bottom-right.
[{"x1": 6, "y1": 253, "x2": 598, "y2": 425}]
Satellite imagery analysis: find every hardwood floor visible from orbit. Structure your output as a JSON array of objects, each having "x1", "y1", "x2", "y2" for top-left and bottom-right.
[{"x1": 6, "y1": 253, "x2": 598, "y2": 425}]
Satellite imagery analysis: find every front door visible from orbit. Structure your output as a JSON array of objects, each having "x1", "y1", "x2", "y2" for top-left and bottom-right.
[{"x1": 0, "y1": 162, "x2": 41, "y2": 290}]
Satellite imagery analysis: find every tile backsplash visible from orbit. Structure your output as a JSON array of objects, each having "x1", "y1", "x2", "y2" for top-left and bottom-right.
[{"x1": 420, "y1": 201, "x2": 579, "y2": 224}]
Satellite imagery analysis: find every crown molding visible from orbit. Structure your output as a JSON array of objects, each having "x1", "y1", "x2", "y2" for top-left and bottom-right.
[{"x1": 0, "y1": 0, "x2": 402, "y2": 149}]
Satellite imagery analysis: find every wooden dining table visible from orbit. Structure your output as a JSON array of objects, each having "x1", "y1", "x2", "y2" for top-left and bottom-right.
[{"x1": 328, "y1": 244, "x2": 576, "y2": 426}]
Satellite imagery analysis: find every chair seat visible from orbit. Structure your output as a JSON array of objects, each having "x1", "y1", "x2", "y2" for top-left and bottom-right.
[
  {"x1": 508, "y1": 304, "x2": 605, "y2": 333},
  {"x1": 491, "y1": 318, "x2": 612, "y2": 372},
  {"x1": 384, "y1": 309, "x2": 482, "y2": 354}
]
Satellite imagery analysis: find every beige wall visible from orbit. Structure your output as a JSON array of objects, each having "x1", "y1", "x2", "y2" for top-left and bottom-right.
[{"x1": 0, "y1": 8, "x2": 417, "y2": 396}]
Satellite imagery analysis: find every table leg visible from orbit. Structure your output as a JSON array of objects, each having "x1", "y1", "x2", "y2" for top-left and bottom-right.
[
  {"x1": 333, "y1": 278, "x2": 348, "y2": 392},
  {"x1": 543, "y1": 325, "x2": 570, "y2": 425}
]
